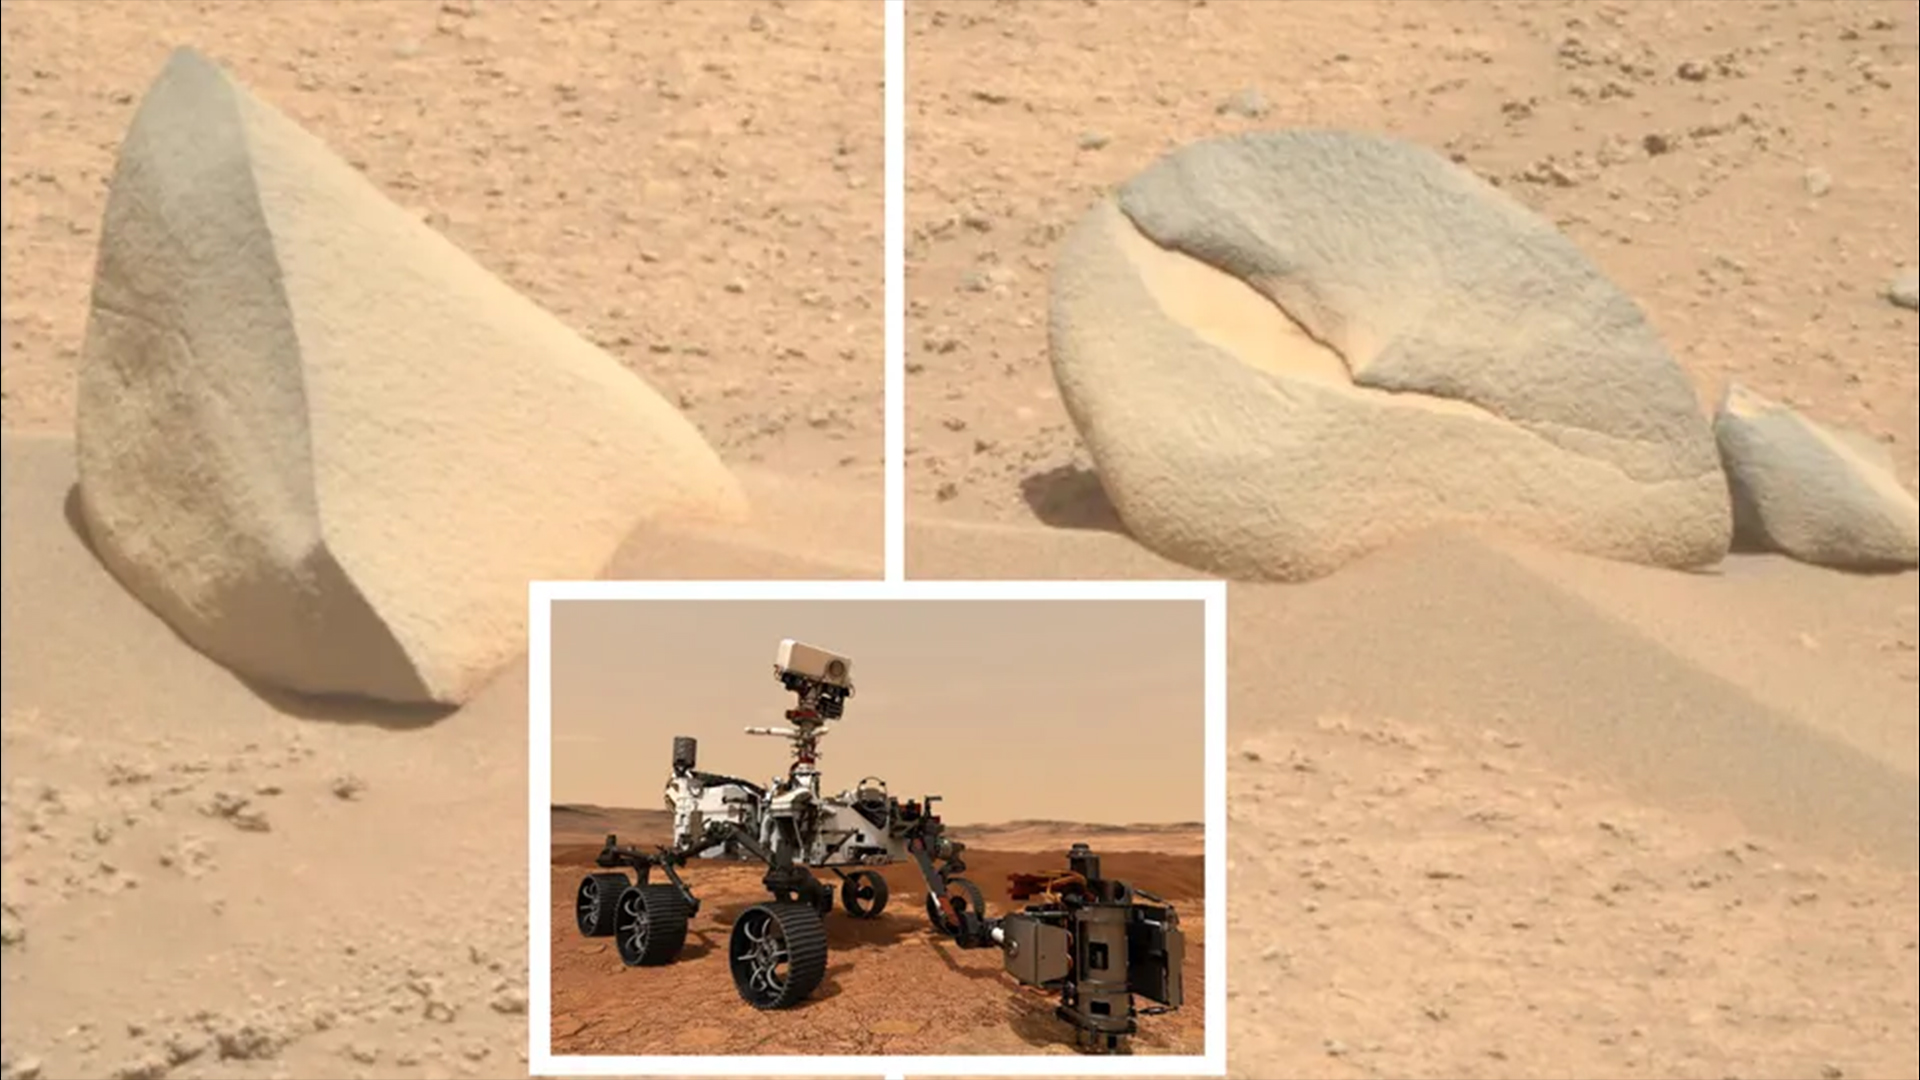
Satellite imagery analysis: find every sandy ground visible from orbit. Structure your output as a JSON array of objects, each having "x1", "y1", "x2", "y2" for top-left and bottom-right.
[
  {"x1": 6, "y1": 1, "x2": 1920, "y2": 1079},
  {"x1": 901, "y1": 518, "x2": 1920, "y2": 1078},
  {"x1": 906, "y1": 6, "x2": 1920, "y2": 1074},
  {"x1": 904, "y1": 0, "x2": 1919, "y2": 527},
  {"x1": 1, "y1": 1, "x2": 881, "y2": 1078},
  {"x1": 2, "y1": 0, "x2": 884, "y2": 503},
  {"x1": 546, "y1": 809, "x2": 1205, "y2": 1059}
]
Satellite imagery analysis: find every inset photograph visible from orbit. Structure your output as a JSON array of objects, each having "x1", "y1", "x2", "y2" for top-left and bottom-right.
[{"x1": 531, "y1": 584, "x2": 1225, "y2": 1073}]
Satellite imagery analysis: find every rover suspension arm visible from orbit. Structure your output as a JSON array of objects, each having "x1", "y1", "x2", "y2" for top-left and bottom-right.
[{"x1": 592, "y1": 833, "x2": 716, "y2": 915}]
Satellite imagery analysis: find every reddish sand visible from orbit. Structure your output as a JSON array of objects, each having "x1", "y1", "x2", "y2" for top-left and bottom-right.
[{"x1": 547, "y1": 819, "x2": 1207, "y2": 1059}]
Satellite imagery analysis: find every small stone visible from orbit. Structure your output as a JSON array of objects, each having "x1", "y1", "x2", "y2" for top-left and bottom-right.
[
  {"x1": 1676, "y1": 60, "x2": 1710, "y2": 81},
  {"x1": 202, "y1": 791, "x2": 270, "y2": 832},
  {"x1": 935, "y1": 481, "x2": 960, "y2": 502},
  {"x1": 960, "y1": 266, "x2": 1015, "y2": 293},
  {"x1": 1078, "y1": 131, "x2": 1111, "y2": 151},
  {"x1": 1803, "y1": 167, "x2": 1832, "y2": 197},
  {"x1": 1886, "y1": 269, "x2": 1918, "y2": 311},
  {"x1": 107, "y1": 1056, "x2": 169, "y2": 1080},
  {"x1": 4, "y1": 1057, "x2": 45, "y2": 1080},
  {"x1": 1643, "y1": 133, "x2": 1673, "y2": 155},
  {"x1": 329, "y1": 775, "x2": 367, "y2": 801},
  {"x1": 1218, "y1": 88, "x2": 1270, "y2": 119}
]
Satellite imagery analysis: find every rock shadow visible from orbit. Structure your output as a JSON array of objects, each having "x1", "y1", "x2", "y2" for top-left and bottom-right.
[
  {"x1": 1019, "y1": 464, "x2": 1128, "y2": 534},
  {"x1": 62, "y1": 483, "x2": 456, "y2": 731}
]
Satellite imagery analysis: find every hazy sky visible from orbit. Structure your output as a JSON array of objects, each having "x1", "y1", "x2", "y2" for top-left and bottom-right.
[{"x1": 550, "y1": 599, "x2": 1204, "y2": 824}]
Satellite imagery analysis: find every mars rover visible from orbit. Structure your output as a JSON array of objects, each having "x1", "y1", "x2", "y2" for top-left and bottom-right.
[{"x1": 570, "y1": 639, "x2": 1188, "y2": 1054}]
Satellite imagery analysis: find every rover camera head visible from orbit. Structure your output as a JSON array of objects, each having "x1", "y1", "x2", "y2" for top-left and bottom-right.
[{"x1": 773, "y1": 638, "x2": 854, "y2": 719}]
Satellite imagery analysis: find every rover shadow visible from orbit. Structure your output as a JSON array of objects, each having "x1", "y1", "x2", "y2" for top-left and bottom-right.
[
  {"x1": 705, "y1": 900, "x2": 929, "y2": 954},
  {"x1": 1003, "y1": 991, "x2": 1088, "y2": 1052},
  {"x1": 1018, "y1": 464, "x2": 1127, "y2": 534},
  {"x1": 925, "y1": 937, "x2": 1014, "y2": 985},
  {"x1": 812, "y1": 962, "x2": 852, "y2": 1003},
  {"x1": 676, "y1": 928, "x2": 718, "y2": 963},
  {"x1": 62, "y1": 483, "x2": 456, "y2": 731}
]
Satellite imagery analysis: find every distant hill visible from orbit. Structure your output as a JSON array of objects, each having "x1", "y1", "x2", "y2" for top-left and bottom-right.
[{"x1": 549, "y1": 802, "x2": 1204, "y2": 855}]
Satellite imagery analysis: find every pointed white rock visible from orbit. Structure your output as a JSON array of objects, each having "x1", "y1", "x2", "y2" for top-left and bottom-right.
[
  {"x1": 75, "y1": 47, "x2": 748, "y2": 706},
  {"x1": 1715, "y1": 383, "x2": 1918, "y2": 571}
]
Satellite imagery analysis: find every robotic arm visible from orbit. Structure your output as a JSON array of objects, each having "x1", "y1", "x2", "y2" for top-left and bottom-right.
[{"x1": 937, "y1": 843, "x2": 1187, "y2": 1055}]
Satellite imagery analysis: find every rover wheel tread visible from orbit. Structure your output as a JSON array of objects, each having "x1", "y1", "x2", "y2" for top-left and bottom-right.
[
  {"x1": 575, "y1": 872, "x2": 630, "y2": 938},
  {"x1": 614, "y1": 884, "x2": 690, "y2": 967},
  {"x1": 841, "y1": 869, "x2": 890, "y2": 919},
  {"x1": 730, "y1": 901, "x2": 829, "y2": 1010}
]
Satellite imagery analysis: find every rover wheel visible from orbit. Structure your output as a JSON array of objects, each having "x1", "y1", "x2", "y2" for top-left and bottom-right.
[
  {"x1": 575, "y1": 872, "x2": 629, "y2": 938},
  {"x1": 925, "y1": 876, "x2": 985, "y2": 937},
  {"x1": 729, "y1": 902, "x2": 829, "y2": 1010},
  {"x1": 614, "y1": 884, "x2": 689, "y2": 967},
  {"x1": 841, "y1": 870, "x2": 889, "y2": 919}
]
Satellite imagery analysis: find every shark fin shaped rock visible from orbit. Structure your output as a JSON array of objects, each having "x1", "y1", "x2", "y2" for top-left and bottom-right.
[{"x1": 75, "y1": 47, "x2": 748, "y2": 706}]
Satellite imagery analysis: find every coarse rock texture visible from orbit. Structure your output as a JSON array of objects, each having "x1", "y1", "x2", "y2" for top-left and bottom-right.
[
  {"x1": 1716, "y1": 382, "x2": 1920, "y2": 570},
  {"x1": 1047, "y1": 128, "x2": 1732, "y2": 582},
  {"x1": 74, "y1": 47, "x2": 747, "y2": 706},
  {"x1": 907, "y1": 2, "x2": 1919, "y2": 548}
]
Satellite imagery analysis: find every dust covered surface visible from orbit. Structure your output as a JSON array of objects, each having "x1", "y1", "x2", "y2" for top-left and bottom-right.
[
  {"x1": 546, "y1": 834, "x2": 1207, "y2": 1058},
  {"x1": 2, "y1": 0, "x2": 883, "y2": 487},
  {"x1": 905, "y1": 0, "x2": 1919, "y2": 526},
  {"x1": 0, "y1": 1, "x2": 880, "y2": 1077}
]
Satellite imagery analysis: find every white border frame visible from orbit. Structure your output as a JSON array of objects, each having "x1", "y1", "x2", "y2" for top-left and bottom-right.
[
  {"x1": 882, "y1": 0, "x2": 906, "y2": 582},
  {"x1": 528, "y1": 580, "x2": 1229, "y2": 1078}
]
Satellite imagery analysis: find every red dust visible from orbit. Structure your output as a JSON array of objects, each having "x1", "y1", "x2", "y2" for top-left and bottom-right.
[{"x1": 547, "y1": 837, "x2": 1207, "y2": 1058}]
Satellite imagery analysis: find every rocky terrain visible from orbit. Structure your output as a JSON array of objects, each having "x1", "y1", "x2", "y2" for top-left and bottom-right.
[
  {"x1": 905, "y1": 0, "x2": 1918, "y2": 530},
  {"x1": 547, "y1": 811, "x2": 1207, "y2": 1059},
  {"x1": 2, "y1": 2, "x2": 881, "y2": 1078}
]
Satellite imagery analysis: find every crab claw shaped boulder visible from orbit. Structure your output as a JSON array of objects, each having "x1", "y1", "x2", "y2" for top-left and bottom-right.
[
  {"x1": 75, "y1": 47, "x2": 748, "y2": 706},
  {"x1": 1714, "y1": 383, "x2": 1919, "y2": 571},
  {"x1": 1048, "y1": 129, "x2": 1731, "y2": 582}
]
